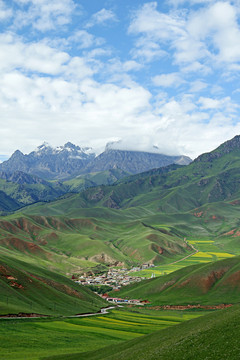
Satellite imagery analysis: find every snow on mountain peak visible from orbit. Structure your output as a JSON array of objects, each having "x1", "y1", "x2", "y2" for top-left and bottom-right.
[{"x1": 32, "y1": 142, "x2": 95, "y2": 158}]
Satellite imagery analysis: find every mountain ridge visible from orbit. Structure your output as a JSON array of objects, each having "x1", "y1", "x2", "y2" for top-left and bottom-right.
[{"x1": 0, "y1": 142, "x2": 191, "y2": 180}]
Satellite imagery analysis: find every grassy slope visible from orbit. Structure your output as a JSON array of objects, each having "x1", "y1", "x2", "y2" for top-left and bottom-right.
[
  {"x1": 0, "y1": 211, "x2": 193, "y2": 273},
  {"x1": 62, "y1": 304, "x2": 240, "y2": 360},
  {"x1": 0, "y1": 253, "x2": 106, "y2": 316},
  {"x1": 64, "y1": 169, "x2": 130, "y2": 193},
  {"x1": 18, "y1": 147, "x2": 240, "y2": 219},
  {"x1": 113, "y1": 256, "x2": 240, "y2": 305},
  {"x1": 0, "y1": 308, "x2": 201, "y2": 360}
]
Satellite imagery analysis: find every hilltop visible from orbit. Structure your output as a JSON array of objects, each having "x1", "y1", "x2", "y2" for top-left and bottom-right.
[{"x1": 112, "y1": 256, "x2": 240, "y2": 306}]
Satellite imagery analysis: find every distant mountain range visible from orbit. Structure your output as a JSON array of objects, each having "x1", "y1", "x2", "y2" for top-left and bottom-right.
[
  {"x1": 22, "y1": 134, "x2": 240, "y2": 215},
  {"x1": 2, "y1": 134, "x2": 240, "y2": 271},
  {"x1": 0, "y1": 142, "x2": 191, "y2": 180},
  {"x1": 0, "y1": 142, "x2": 95, "y2": 180}
]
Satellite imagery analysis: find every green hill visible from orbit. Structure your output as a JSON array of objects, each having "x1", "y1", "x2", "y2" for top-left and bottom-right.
[
  {"x1": 64, "y1": 168, "x2": 130, "y2": 193},
  {"x1": 0, "y1": 213, "x2": 192, "y2": 273},
  {"x1": 52, "y1": 304, "x2": 240, "y2": 360},
  {"x1": 0, "y1": 253, "x2": 106, "y2": 316},
  {"x1": 113, "y1": 256, "x2": 240, "y2": 305},
  {"x1": 29, "y1": 134, "x2": 240, "y2": 214}
]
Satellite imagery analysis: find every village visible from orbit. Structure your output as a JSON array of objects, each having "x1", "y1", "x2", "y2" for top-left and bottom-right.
[
  {"x1": 74, "y1": 263, "x2": 155, "y2": 289},
  {"x1": 74, "y1": 263, "x2": 155, "y2": 305}
]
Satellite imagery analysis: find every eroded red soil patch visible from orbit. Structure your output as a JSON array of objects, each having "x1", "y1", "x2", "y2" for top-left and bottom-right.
[
  {"x1": 223, "y1": 229, "x2": 236, "y2": 236},
  {"x1": 10, "y1": 282, "x2": 24, "y2": 289},
  {"x1": 194, "y1": 211, "x2": 204, "y2": 218},
  {"x1": 221, "y1": 270, "x2": 240, "y2": 288},
  {"x1": 0, "y1": 237, "x2": 50, "y2": 257},
  {"x1": 149, "y1": 304, "x2": 233, "y2": 310},
  {"x1": 12, "y1": 218, "x2": 42, "y2": 235},
  {"x1": 197, "y1": 269, "x2": 229, "y2": 293},
  {"x1": 0, "y1": 265, "x2": 9, "y2": 276},
  {"x1": 230, "y1": 200, "x2": 240, "y2": 205},
  {"x1": 30, "y1": 274, "x2": 85, "y2": 299},
  {"x1": 0, "y1": 313, "x2": 47, "y2": 318}
]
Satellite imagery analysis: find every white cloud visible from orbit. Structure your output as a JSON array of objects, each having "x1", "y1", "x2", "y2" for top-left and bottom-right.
[
  {"x1": 198, "y1": 96, "x2": 221, "y2": 109},
  {"x1": 0, "y1": 0, "x2": 12, "y2": 20},
  {"x1": 131, "y1": 37, "x2": 167, "y2": 62},
  {"x1": 129, "y1": 1, "x2": 240, "y2": 71},
  {"x1": 189, "y1": 80, "x2": 208, "y2": 92},
  {"x1": 13, "y1": 0, "x2": 76, "y2": 31},
  {"x1": 0, "y1": 34, "x2": 70, "y2": 75},
  {"x1": 68, "y1": 30, "x2": 104, "y2": 49},
  {"x1": 198, "y1": 96, "x2": 239, "y2": 112},
  {"x1": 187, "y1": 2, "x2": 240, "y2": 63},
  {"x1": 85, "y1": 8, "x2": 117, "y2": 28},
  {"x1": 168, "y1": 0, "x2": 214, "y2": 6},
  {"x1": 152, "y1": 73, "x2": 183, "y2": 87},
  {"x1": 0, "y1": 0, "x2": 240, "y2": 161}
]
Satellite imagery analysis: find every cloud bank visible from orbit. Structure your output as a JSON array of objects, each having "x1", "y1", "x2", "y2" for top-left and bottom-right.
[{"x1": 0, "y1": 0, "x2": 239, "y2": 159}]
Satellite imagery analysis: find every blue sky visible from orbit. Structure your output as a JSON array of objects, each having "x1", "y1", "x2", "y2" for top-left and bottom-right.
[{"x1": 0, "y1": 0, "x2": 240, "y2": 160}]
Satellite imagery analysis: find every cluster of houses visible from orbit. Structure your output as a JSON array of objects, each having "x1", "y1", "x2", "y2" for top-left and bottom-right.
[
  {"x1": 100, "y1": 294, "x2": 150, "y2": 306},
  {"x1": 74, "y1": 263, "x2": 155, "y2": 290}
]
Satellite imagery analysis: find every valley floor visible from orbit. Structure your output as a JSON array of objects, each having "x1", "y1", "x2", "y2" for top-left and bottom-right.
[{"x1": 0, "y1": 307, "x2": 203, "y2": 360}]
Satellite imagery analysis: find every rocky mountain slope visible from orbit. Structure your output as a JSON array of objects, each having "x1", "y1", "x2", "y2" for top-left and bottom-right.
[
  {"x1": 82, "y1": 149, "x2": 191, "y2": 175},
  {"x1": 0, "y1": 142, "x2": 95, "y2": 180},
  {"x1": 0, "y1": 142, "x2": 191, "y2": 180}
]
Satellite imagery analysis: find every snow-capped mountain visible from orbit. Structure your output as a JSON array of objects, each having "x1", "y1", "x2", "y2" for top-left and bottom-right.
[
  {"x1": 0, "y1": 142, "x2": 95, "y2": 180},
  {"x1": 0, "y1": 142, "x2": 191, "y2": 180}
]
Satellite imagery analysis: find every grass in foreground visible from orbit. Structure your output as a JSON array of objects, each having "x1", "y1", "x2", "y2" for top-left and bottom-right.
[
  {"x1": 0, "y1": 308, "x2": 202, "y2": 360},
  {"x1": 44, "y1": 304, "x2": 240, "y2": 360}
]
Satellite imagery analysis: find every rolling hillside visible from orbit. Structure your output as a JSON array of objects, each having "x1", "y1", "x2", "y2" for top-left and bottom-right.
[
  {"x1": 114, "y1": 256, "x2": 240, "y2": 305},
  {"x1": 0, "y1": 253, "x2": 106, "y2": 316},
  {"x1": 0, "y1": 213, "x2": 192, "y2": 273},
  {"x1": 56, "y1": 304, "x2": 240, "y2": 360}
]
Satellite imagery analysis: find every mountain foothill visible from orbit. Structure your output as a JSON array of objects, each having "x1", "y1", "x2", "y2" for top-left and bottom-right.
[{"x1": 2, "y1": 135, "x2": 240, "y2": 359}]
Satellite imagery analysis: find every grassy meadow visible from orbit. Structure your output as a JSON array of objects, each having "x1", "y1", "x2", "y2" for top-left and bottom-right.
[
  {"x1": 0, "y1": 308, "x2": 202, "y2": 360},
  {"x1": 65, "y1": 304, "x2": 240, "y2": 360}
]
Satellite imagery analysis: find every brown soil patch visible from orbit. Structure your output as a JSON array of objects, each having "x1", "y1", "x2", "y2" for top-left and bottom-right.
[
  {"x1": 9, "y1": 282, "x2": 24, "y2": 289},
  {"x1": 194, "y1": 211, "x2": 204, "y2": 218},
  {"x1": 198, "y1": 269, "x2": 228, "y2": 293},
  {"x1": 0, "y1": 313, "x2": 47, "y2": 318},
  {"x1": 68, "y1": 218, "x2": 94, "y2": 229},
  {"x1": 149, "y1": 304, "x2": 233, "y2": 310},
  {"x1": 30, "y1": 216, "x2": 68, "y2": 231},
  {"x1": 177, "y1": 279, "x2": 190, "y2": 288},
  {"x1": 5, "y1": 275, "x2": 16, "y2": 280},
  {"x1": 13, "y1": 218, "x2": 42, "y2": 235},
  {"x1": 30, "y1": 274, "x2": 85, "y2": 299},
  {"x1": 0, "y1": 220, "x2": 20, "y2": 233},
  {"x1": 230, "y1": 200, "x2": 240, "y2": 205},
  {"x1": 147, "y1": 234, "x2": 160, "y2": 241},
  {"x1": 221, "y1": 270, "x2": 240, "y2": 288},
  {"x1": 0, "y1": 265, "x2": 9, "y2": 276},
  {"x1": 150, "y1": 243, "x2": 164, "y2": 254},
  {"x1": 0, "y1": 237, "x2": 49, "y2": 257},
  {"x1": 223, "y1": 229, "x2": 236, "y2": 236}
]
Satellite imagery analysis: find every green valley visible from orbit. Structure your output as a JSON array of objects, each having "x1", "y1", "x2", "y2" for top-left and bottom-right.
[
  {"x1": 1, "y1": 135, "x2": 240, "y2": 359},
  {"x1": 0, "y1": 307, "x2": 203, "y2": 360}
]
